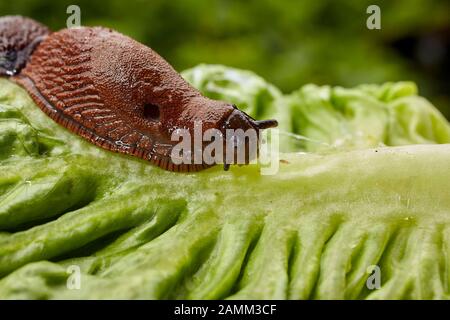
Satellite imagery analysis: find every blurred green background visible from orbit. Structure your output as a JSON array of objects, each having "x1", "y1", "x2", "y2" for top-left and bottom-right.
[{"x1": 1, "y1": 0, "x2": 449, "y2": 118}]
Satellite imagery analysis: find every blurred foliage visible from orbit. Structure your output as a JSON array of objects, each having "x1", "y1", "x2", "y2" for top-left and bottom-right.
[{"x1": 1, "y1": 0, "x2": 449, "y2": 118}]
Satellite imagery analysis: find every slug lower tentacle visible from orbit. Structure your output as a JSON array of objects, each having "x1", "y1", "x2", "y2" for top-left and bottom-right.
[{"x1": 0, "y1": 16, "x2": 277, "y2": 172}]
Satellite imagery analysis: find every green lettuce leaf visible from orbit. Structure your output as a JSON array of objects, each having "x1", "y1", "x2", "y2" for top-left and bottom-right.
[
  {"x1": 0, "y1": 65, "x2": 449, "y2": 300},
  {"x1": 182, "y1": 65, "x2": 450, "y2": 152}
]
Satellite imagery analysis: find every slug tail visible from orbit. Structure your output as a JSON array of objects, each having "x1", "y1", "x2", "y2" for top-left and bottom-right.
[{"x1": 0, "y1": 16, "x2": 50, "y2": 76}]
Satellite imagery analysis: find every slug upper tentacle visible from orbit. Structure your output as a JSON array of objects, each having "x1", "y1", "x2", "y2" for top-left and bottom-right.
[{"x1": 0, "y1": 15, "x2": 278, "y2": 172}]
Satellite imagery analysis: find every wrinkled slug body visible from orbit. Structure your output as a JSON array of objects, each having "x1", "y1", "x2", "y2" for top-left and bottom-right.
[{"x1": 0, "y1": 16, "x2": 277, "y2": 172}]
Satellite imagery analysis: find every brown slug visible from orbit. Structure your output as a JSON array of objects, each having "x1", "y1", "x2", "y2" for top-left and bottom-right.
[{"x1": 0, "y1": 15, "x2": 277, "y2": 172}]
